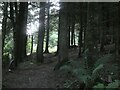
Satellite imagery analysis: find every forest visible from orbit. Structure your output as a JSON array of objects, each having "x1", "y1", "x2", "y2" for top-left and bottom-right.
[{"x1": 1, "y1": 1, "x2": 120, "y2": 89}]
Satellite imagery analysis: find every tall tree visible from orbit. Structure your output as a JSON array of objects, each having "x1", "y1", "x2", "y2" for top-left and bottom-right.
[
  {"x1": 71, "y1": 17, "x2": 75, "y2": 46},
  {"x1": 45, "y1": 2, "x2": 50, "y2": 53},
  {"x1": 82, "y1": 3, "x2": 87, "y2": 53},
  {"x1": 119, "y1": 2, "x2": 120, "y2": 55},
  {"x1": 67, "y1": 3, "x2": 72, "y2": 49},
  {"x1": 78, "y1": 3, "x2": 83, "y2": 57},
  {"x1": 14, "y1": 2, "x2": 28, "y2": 66},
  {"x1": 115, "y1": 7, "x2": 119, "y2": 62},
  {"x1": 31, "y1": 35, "x2": 33, "y2": 54},
  {"x1": 68, "y1": 18, "x2": 71, "y2": 48},
  {"x1": 100, "y1": 3, "x2": 107, "y2": 52},
  {"x1": 118, "y1": 2, "x2": 120, "y2": 80},
  {"x1": 85, "y1": 2, "x2": 98, "y2": 72},
  {"x1": 36, "y1": 2, "x2": 46, "y2": 63},
  {"x1": 54, "y1": 3, "x2": 69, "y2": 70}
]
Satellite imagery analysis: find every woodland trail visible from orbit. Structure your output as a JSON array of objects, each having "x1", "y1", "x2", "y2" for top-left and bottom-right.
[
  {"x1": 3, "y1": 54, "x2": 64, "y2": 88},
  {"x1": 4, "y1": 65, "x2": 55, "y2": 88},
  {"x1": 3, "y1": 49, "x2": 78, "y2": 88}
]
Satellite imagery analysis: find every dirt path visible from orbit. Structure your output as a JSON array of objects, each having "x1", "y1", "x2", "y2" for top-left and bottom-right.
[
  {"x1": 3, "y1": 63, "x2": 54, "y2": 88},
  {"x1": 2, "y1": 54, "x2": 65, "y2": 88},
  {"x1": 3, "y1": 49, "x2": 79, "y2": 88}
]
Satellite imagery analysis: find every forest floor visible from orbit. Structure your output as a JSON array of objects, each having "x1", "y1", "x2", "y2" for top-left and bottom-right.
[{"x1": 2, "y1": 48, "x2": 78, "y2": 88}]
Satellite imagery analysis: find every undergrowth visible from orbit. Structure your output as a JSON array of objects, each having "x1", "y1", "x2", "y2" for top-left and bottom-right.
[{"x1": 59, "y1": 53, "x2": 119, "y2": 89}]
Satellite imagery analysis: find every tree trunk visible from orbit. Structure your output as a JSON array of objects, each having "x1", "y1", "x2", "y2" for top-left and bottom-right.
[
  {"x1": 45, "y1": 2, "x2": 50, "y2": 53},
  {"x1": 78, "y1": 16, "x2": 83, "y2": 57},
  {"x1": 73, "y1": 29, "x2": 76, "y2": 46},
  {"x1": 119, "y1": 3, "x2": 120, "y2": 55},
  {"x1": 31, "y1": 35, "x2": 33, "y2": 54},
  {"x1": 78, "y1": 3, "x2": 83, "y2": 57},
  {"x1": 85, "y1": 2, "x2": 98, "y2": 72},
  {"x1": 21, "y1": 3, "x2": 28, "y2": 59},
  {"x1": 71, "y1": 18, "x2": 75, "y2": 46},
  {"x1": 54, "y1": 3, "x2": 69, "y2": 70},
  {"x1": 10, "y1": 2, "x2": 16, "y2": 62},
  {"x1": 56, "y1": 8, "x2": 61, "y2": 55},
  {"x1": 2, "y1": 2, "x2": 8, "y2": 58},
  {"x1": 82, "y1": 3, "x2": 87, "y2": 53},
  {"x1": 13, "y1": 2, "x2": 18, "y2": 67},
  {"x1": 100, "y1": 4, "x2": 105, "y2": 53},
  {"x1": 118, "y1": 2, "x2": 120, "y2": 80},
  {"x1": 68, "y1": 20, "x2": 71, "y2": 48},
  {"x1": 15, "y1": 2, "x2": 28, "y2": 64},
  {"x1": 36, "y1": 2, "x2": 46, "y2": 63},
  {"x1": 115, "y1": 3, "x2": 119, "y2": 61}
]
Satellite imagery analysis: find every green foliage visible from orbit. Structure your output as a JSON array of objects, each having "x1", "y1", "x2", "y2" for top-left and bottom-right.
[
  {"x1": 67, "y1": 59, "x2": 85, "y2": 68},
  {"x1": 60, "y1": 60, "x2": 99, "y2": 87},
  {"x1": 60, "y1": 65, "x2": 72, "y2": 73},
  {"x1": 4, "y1": 33, "x2": 13, "y2": 52},
  {"x1": 93, "y1": 83, "x2": 105, "y2": 89},
  {"x1": 92, "y1": 64, "x2": 103, "y2": 74},
  {"x1": 72, "y1": 68, "x2": 87, "y2": 78},
  {"x1": 50, "y1": 18, "x2": 59, "y2": 31},
  {"x1": 93, "y1": 80, "x2": 120, "y2": 89},
  {"x1": 93, "y1": 54, "x2": 118, "y2": 79},
  {"x1": 92, "y1": 64, "x2": 104, "y2": 79},
  {"x1": 106, "y1": 80, "x2": 120, "y2": 89},
  {"x1": 3, "y1": 32, "x2": 13, "y2": 62},
  {"x1": 59, "y1": 52, "x2": 118, "y2": 88},
  {"x1": 49, "y1": 31, "x2": 58, "y2": 48},
  {"x1": 94, "y1": 54, "x2": 113, "y2": 67}
]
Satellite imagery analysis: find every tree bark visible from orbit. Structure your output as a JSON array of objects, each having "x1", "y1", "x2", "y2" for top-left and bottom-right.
[
  {"x1": 15, "y1": 2, "x2": 28, "y2": 64},
  {"x1": 45, "y1": 2, "x2": 50, "y2": 53},
  {"x1": 78, "y1": 16, "x2": 83, "y2": 57},
  {"x1": 85, "y1": 2, "x2": 98, "y2": 72},
  {"x1": 115, "y1": 3, "x2": 119, "y2": 60},
  {"x1": 73, "y1": 28, "x2": 76, "y2": 46},
  {"x1": 83, "y1": 3, "x2": 87, "y2": 53},
  {"x1": 78, "y1": 3, "x2": 83, "y2": 57},
  {"x1": 54, "y1": 3, "x2": 69, "y2": 70},
  {"x1": 36, "y1": 2, "x2": 46, "y2": 63},
  {"x1": 71, "y1": 17, "x2": 75, "y2": 46},
  {"x1": 68, "y1": 19, "x2": 71, "y2": 48},
  {"x1": 13, "y1": 2, "x2": 18, "y2": 67},
  {"x1": 100, "y1": 4, "x2": 105, "y2": 53},
  {"x1": 31, "y1": 35, "x2": 33, "y2": 54}
]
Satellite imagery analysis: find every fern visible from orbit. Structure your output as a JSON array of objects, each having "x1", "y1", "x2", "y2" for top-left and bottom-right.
[
  {"x1": 106, "y1": 80, "x2": 120, "y2": 89},
  {"x1": 72, "y1": 68, "x2": 87, "y2": 76},
  {"x1": 92, "y1": 64, "x2": 104, "y2": 79},
  {"x1": 67, "y1": 59, "x2": 85, "y2": 69},
  {"x1": 60, "y1": 61, "x2": 105, "y2": 87},
  {"x1": 70, "y1": 67, "x2": 92, "y2": 86},
  {"x1": 92, "y1": 64, "x2": 104, "y2": 74},
  {"x1": 93, "y1": 80, "x2": 120, "y2": 89},
  {"x1": 94, "y1": 54, "x2": 113, "y2": 67},
  {"x1": 59, "y1": 53, "x2": 117, "y2": 88},
  {"x1": 93, "y1": 83, "x2": 105, "y2": 89},
  {"x1": 60, "y1": 65, "x2": 72, "y2": 73}
]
